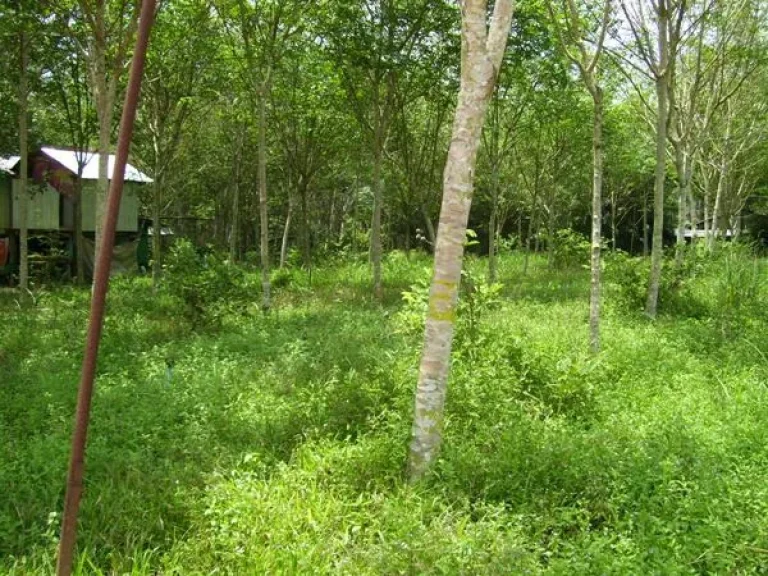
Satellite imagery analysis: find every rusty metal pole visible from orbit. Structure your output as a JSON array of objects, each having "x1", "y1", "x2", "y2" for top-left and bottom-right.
[{"x1": 56, "y1": 1, "x2": 156, "y2": 574}]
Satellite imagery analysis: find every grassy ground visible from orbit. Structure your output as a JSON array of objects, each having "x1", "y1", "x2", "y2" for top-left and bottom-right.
[{"x1": 1, "y1": 249, "x2": 768, "y2": 574}]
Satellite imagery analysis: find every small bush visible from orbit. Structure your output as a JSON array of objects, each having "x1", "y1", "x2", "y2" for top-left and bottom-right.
[
  {"x1": 552, "y1": 229, "x2": 591, "y2": 269},
  {"x1": 604, "y1": 250, "x2": 649, "y2": 313},
  {"x1": 162, "y1": 239, "x2": 252, "y2": 326}
]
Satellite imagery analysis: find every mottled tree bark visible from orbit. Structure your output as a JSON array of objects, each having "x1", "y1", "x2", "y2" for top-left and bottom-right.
[{"x1": 408, "y1": 0, "x2": 515, "y2": 482}]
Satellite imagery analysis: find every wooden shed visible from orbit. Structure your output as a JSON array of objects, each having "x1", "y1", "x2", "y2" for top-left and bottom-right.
[
  {"x1": 0, "y1": 147, "x2": 152, "y2": 281},
  {"x1": 0, "y1": 147, "x2": 151, "y2": 233}
]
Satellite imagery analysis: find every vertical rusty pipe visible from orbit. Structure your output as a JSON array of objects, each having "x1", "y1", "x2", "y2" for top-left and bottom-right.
[{"x1": 56, "y1": 1, "x2": 156, "y2": 574}]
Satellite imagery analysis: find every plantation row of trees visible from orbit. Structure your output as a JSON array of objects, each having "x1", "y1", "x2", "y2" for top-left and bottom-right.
[{"x1": 2, "y1": 1, "x2": 766, "y2": 288}]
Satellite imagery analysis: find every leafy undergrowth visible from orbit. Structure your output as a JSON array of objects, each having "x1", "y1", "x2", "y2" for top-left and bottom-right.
[{"x1": 2, "y1": 250, "x2": 768, "y2": 574}]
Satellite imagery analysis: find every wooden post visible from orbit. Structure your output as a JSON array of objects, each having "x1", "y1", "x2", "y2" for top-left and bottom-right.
[{"x1": 56, "y1": 2, "x2": 156, "y2": 574}]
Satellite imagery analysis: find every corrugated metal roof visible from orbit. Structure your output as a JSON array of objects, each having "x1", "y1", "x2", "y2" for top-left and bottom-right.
[
  {"x1": 0, "y1": 156, "x2": 20, "y2": 174},
  {"x1": 40, "y1": 147, "x2": 153, "y2": 183}
]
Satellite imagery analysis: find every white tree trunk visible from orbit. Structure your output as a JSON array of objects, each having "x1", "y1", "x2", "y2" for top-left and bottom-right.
[{"x1": 408, "y1": 0, "x2": 515, "y2": 482}]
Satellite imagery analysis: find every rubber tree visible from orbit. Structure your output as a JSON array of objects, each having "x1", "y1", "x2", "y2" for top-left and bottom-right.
[
  {"x1": 215, "y1": 0, "x2": 301, "y2": 312},
  {"x1": 18, "y1": 23, "x2": 30, "y2": 293},
  {"x1": 322, "y1": 0, "x2": 453, "y2": 298},
  {"x1": 390, "y1": 81, "x2": 452, "y2": 255},
  {"x1": 42, "y1": 15, "x2": 98, "y2": 285},
  {"x1": 271, "y1": 32, "x2": 348, "y2": 273},
  {"x1": 71, "y1": 0, "x2": 140, "y2": 268},
  {"x1": 407, "y1": 0, "x2": 515, "y2": 482},
  {"x1": 620, "y1": 0, "x2": 687, "y2": 318},
  {"x1": 480, "y1": 74, "x2": 529, "y2": 283},
  {"x1": 547, "y1": 0, "x2": 611, "y2": 352},
  {"x1": 1, "y1": 1, "x2": 40, "y2": 292},
  {"x1": 135, "y1": 0, "x2": 217, "y2": 286}
]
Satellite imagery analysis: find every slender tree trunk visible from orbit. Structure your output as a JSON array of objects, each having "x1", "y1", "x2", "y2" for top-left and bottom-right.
[
  {"x1": 408, "y1": 0, "x2": 515, "y2": 482},
  {"x1": 300, "y1": 180, "x2": 312, "y2": 275},
  {"x1": 588, "y1": 86, "x2": 604, "y2": 353},
  {"x1": 259, "y1": 82, "x2": 271, "y2": 311},
  {"x1": 688, "y1": 188, "x2": 696, "y2": 248},
  {"x1": 645, "y1": 14, "x2": 670, "y2": 318},
  {"x1": 703, "y1": 175, "x2": 710, "y2": 249},
  {"x1": 611, "y1": 187, "x2": 617, "y2": 250},
  {"x1": 93, "y1": 75, "x2": 114, "y2": 271},
  {"x1": 673, "y1": 146, "x2": 689, "y2": 269},
  {"x1": 280, "y1": 194, "x2": 292, "y2": 268},
  {"x1": 524, "y1": 194, "x2": 538, "y2": 275},
  {"x1": 152, "y1": 176, "x2": 163, "y2": 284},
  {"x1": 421, "y1": 203, "x2": 436, "y2": 248},
  {"x1": 642, "y1": 187, "x2": 649, "y2": 257},
  {"x1": 488, "y1": 166, "x2": 499, "y2": 283},
  {"x1": 547, "y1": 201, "x2": 555, "y2": 268},
  {"x1": 710, "y1": 167, "x2": 725, "y2": 251},
  {"x1": 74, "y1": 175, "x2": 85, "y2": 284},
  {"x1": 371, "y1": 93, "x2": 384, "y2": 299},
  {"x1": 230, "y1": 180, "x2": 239, "y2": 261},
  {"x1": 18, "y1": 28, "x2": 29, "y2": 293},
  {"x1": 229, "y1": 127, "x2": 245, "y2": 263}
]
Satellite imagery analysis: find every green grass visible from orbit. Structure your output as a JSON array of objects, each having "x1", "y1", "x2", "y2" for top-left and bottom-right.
[{"x1": 2, "y1": 249, "x2": 768, "y2": 574}]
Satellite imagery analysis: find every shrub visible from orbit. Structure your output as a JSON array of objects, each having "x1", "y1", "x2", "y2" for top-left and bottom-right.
[
  {"x1": 604, "y1": 250, "x2": 649, "y2": 313},
  {"x1": 552, "y1": 229, "x2": 591, "y2": 269},
  {"x1": 162, "y1": 239, "x2": 252, "y2": 326}
]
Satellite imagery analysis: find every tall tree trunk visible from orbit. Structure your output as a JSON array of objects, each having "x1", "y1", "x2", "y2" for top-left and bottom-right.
[
  {"x1": 408, "y1": 0, "x2": 515, "y2": 482},
  {"x1": 229, "y1": 128, "x2": 243, "y2": 263},
  {"x1": 588, "y1": 86, "x2": 604, "y2": 353},
  {"x1": 280, "y1": 194, "x2": 292, "y2": 268},
  {"x1": 645, "y1": 9, "x2": 670, "y2": 318},
  {"x1": 74, "y1": 175, "x2": 85, "y2": 284},
  {"x1": 611, "y1": 186, "x2": 617, "y2": 250},
  {"x1": 371, "y1": 91, "x2": 384, "y2": 299},
  {"x1": 547, "y1": 200, "x2": 555, "y2": 268},
  {"x1": 642, "y1": 187, "x2": 649, "y2": 257},
  {"x1": 300, "y1": 180, "x2": 312, "y2": 277},
  {"x1": 230, "y1": 179, "x2": 239, "y2": 261},
  {"x1": 703, "y1": 174, "x2": 710, "y2": 248},
  {"x1": 488, "y1": 165, "x2": 499, "y2": 283},
  {"x1": 93, "y1": 63, "x2": 115, "y2": 272},
  {"x1": 259, "y1": 81, "x2": 271, "y2": 311},
  {"x1": 18, "y1": 28, "x2": 29, "y2": 293},
  {"x1": 152, "y1": 176, "x2": 163, "y2": 283},
  {"x1": 710, "y1": 167, "x2": 725, "y2": 251},
  {"x1": 421, "y1": 203, "x2": 436, "y2": 248},
  {"x1": 673, "y1": 146, "x2": 690, "y2": 269}
]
